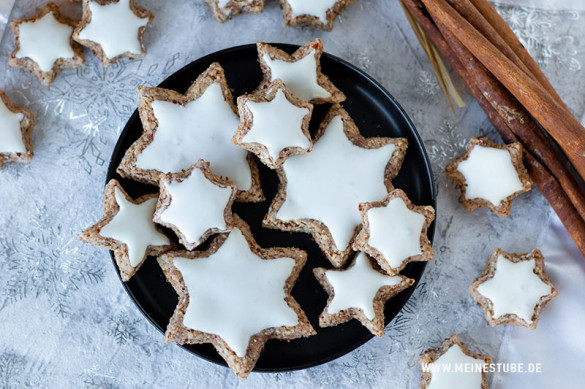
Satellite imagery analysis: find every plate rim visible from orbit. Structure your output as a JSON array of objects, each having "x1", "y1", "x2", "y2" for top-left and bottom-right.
[{"x1": 105, "y1": 42, "x2": 437, "y2": 372}]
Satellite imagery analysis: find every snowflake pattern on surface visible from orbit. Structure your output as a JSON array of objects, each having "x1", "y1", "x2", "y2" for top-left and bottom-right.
[{"x1": 0, "y1": 0, "x2": 582, "y2": 387}]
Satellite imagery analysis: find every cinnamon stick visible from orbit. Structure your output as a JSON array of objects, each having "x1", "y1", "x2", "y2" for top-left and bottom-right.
[
  {"x1": 432, "y1": 10, "x2": 585, "y2": 222},
  {"x1": 469, "y1": 0, "x2": 571, "y2": 113},
  {"x1": 400, "y1": 0, "x2": 585, "y2": 257},
  {"x1": 421, "y1": 0, "x2": 585, "y2": 182}
]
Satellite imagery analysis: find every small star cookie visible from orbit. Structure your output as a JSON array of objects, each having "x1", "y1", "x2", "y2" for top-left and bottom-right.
[
  {"x1": 9, "y1": 2, "x2": 85, "y2": 85},
  {"x1": 353, "y1": 189, "x2": 435, "y2": 275},
  {"x1": 117, "y1": 62, "x2": 263, "y2": 202},
  {"x1": 0, "y1": 89, "x2": 35, "y2": 168},
  {"x1": 280, "y1": 0, "x2": 354, "y2": 31},
  {"x1": 419, "y1": 334, "x2": 492, "y2": 389},
  {"x1": 206, "y1": 0, "x2": 264, "y2": 23},
  {"x1": 73, "y1": 0, "x2": 154, "y2": 66},
  {"x1": 445, "y1": 137, "x2": 532, "y2": 217},
  {"x1": 469, "y1": 248, "x2": 558, "y2": 329},
  {"x1": 233, "y1": 79, "x2": 313, "y2": 169},
  {"x1": 153, "y1": 160, "x2": 238, "y2": 251},
  {"x1": 264, "y1": 104, "x2": 407, "y2": 267},
  {"x1": 313, "y1": 252, "x2": 414, "y2": 336},
  {"x1": 256, "y1": 40, "x2": 345, "y2": 104},
  {"x1": 79, "y1": 179, "x2": 171, "y2": 281},
  {"x1": 158, "y1": 215, "x2": 315, "y2": 380}
]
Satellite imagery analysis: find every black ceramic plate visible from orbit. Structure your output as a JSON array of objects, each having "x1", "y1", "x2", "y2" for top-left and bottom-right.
[{"x1": 107, "y1": 44, "x2": 436, "y2": 372}]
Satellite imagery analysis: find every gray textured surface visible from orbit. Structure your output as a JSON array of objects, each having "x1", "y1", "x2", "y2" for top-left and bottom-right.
[{"x1": 0, "y1": 1, "x2": 583, "y2": 388}]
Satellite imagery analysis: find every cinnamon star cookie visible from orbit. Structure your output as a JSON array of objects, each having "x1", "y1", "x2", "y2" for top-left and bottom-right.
[
  {"x1": 73, "y1": 0, "x2": 154, "y2": 66},
  {"x1": 158, "y1": 215, "x2": 315, "y2": 379},
  {"x1": 9, "y1": 2, "x2": 84, "y2": 85},
  {"x1": 79, "y1": 179, "x2": 171, "y2": 281}
]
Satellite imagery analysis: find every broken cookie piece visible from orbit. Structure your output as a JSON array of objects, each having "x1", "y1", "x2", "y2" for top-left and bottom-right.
[{"x1": 0, "y1": 89, "x2": 35, "y2": 168}]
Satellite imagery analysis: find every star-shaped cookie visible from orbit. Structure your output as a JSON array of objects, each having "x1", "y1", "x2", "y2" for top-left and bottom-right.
[
  {"x1": 0, "y1": 89, "x2": 35, "y2": 168},
  {"x1": 353, "y1": 189, "x2": 435, "y2": 275},
  {"x1": 73, "y1": 0, "x2": 154, "y2": 66},
  {"x1": 313, "y1": 252, "x2": 414, "y2": 336},
  {"x1": 264, "y1": 104, "x2": 408, "y2": 267},
  {"x1": 419, "y1": 334, "x2": 492, "y2": 389},
  {"x1": 233, "y1": 79, "x2": 313, "y2": 169},
  {"x1": 206, "y1": 0, "x2": 264, "y2": 23},
  {"x1": 256, "y1": 40, "x2": 345, "y2": 104},
  {"x1": 117, "y1": 62, "x2": 263, "y2": 202},
  {"x1": 158, "y1": 215, "x2": 315, "y2": 379},
  {"x1": 153, "y1": 160, "x2": 237, "y2": 250},
  {"x1": 280, "y1": 0, "x2": 354, "y2": 31},
  {"x1": 469, "y1": 248, "x2": 557, "y2": 329},
  {"x1": 445, "y1": 137, "x2": 532, "y2": 217},
  {"x1": 79, "y1": 179, "x2": 171, "y2": 281},
  {"x1": 9, "y1": 2, "x2": 85, "y2": 85}
]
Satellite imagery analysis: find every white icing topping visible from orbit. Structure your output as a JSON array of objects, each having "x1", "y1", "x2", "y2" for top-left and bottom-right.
[
  {"x1": 286, "y1": 0, "x2": 338, "y2": 22},
  {"x1": 173, "y1": 228, "x2": 299, "y2": 357},
  {"x1": 457, "y1": 145, "x2": 524, "y2": 206},
  {"x1": 217, "y1": 0, "x2": 231, "y2": 8},
  {"x1": 100, "y1": 187, "x2": 169, "y2": 267},
  {"x1": 136, "y1": 82, "x2": 252, "y2": 190},
  {"x1": 77, "y1": 0, "x2": 149, "y2": 59},
  {"x1": 476, "y1": 255, "x2": 553, "y2": 322},
  {"x1": 277, "y1": 115, "x2": 396, "y2": 250},
  {"x1": 158, "y1": 168, "x2": 233, "y2": 247},
  {"x1": 0, "y1": 98, "x2": 25, "y2": 154},
  {"x1": 367, "y1": 197, "x2": 425, "y2": 269},
  {"x1": 262, "y1": 51, "x2": 330, "y2": 101},
  {"x1": 16, "y1": 11, "x2": 75, "y2": 72},
  {"x1": 242, "y1": 88, "x2": 311, "y2": 162},
  {"x1": 426, "y1": 344, "x2": 485, "y2": 389},
  {"x1": 326, "y1": 252, "x2": 403, "y2": 319}
]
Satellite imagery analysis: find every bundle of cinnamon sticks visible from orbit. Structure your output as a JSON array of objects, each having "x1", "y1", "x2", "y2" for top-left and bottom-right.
[{"x1": 399, "y1": 0, "x2": 585, "y2": 258}]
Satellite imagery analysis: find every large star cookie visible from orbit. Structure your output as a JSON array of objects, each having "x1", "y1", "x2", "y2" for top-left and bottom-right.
[
  {"x1": 446, "y1": 137, "x2": 532, "y2": 217},
  {"x1": 264, "y1": 104, "x2": 407, "y2": 267},
  {"x1": 79, "y1": 179, "x2": 171, "y2": 281},
  {"x1": 0, "y1": 89, "x2": 35, "y2": 168},
  {"x1": 419, "y1": 334, "x2": 492, "y2": 389},
  {"x1": 469, "y1": 248, "x2": 557, "y2": 329},
  {"x1": 256, "y1": 40, "x2": 345, "y2": 104},
  {"x1": 233, "y1": 79, "x2": 313, "y2": 169},
  {"x1": 206, "y1": 0, "x2": 264, "y2": 23},
  {"x1": 353, "y1": 189, "x2": 435, "y2": 274},
  {"x1": 158, "y1": 215, "x2": 315, "y2": 379},
  {"x1": 313, "y1": 252, "x2": 414, "y2": 336},
  {"x1": 153, "y1": 160, "x2": 237, "y2": 250},
  {"x1": 73, "y1": 0, "x2": 154, "y2": 66},
  {"x1": 117, "y1": 62, "x2": 263, "y2": 202},
  {"x1": 9, "y1": 2, "x2": 84, "y2": 85},
  {"x1": 280, "y1": 0, "x2": 354, "y2": 31}
]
